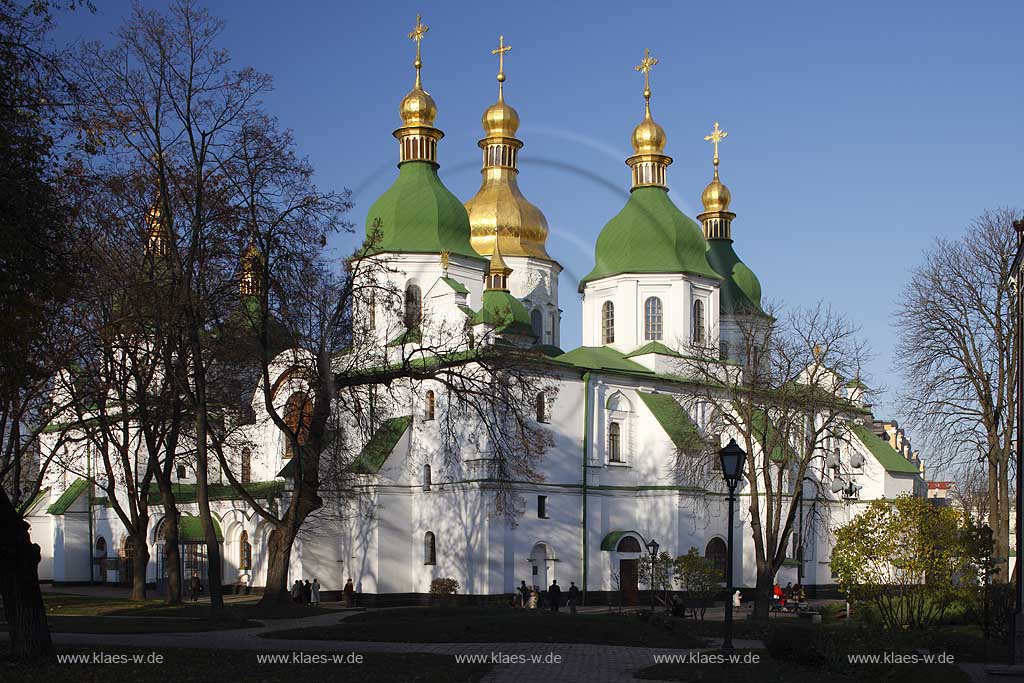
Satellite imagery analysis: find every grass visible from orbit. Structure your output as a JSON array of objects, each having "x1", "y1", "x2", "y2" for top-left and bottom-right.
[
  {"x1": 44, "y1": 615, "x2": 260, "y2": 634},
  {"x1": 43, "y1": 593, "x2": 333, "y2": 620},
  {"x1": 0, "y1": 645, "x2": 492, "y2": 682},
  {"x1": 635, "y1": 650, "x2": 970, "y2": 683},
  {"x1": 263, "y1": 606, "x2": 707, "y2": 648}
]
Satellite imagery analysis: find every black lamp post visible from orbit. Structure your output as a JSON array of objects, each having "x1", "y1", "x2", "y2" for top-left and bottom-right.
[
  {"x1": 719, "y1": 438, "x2": 746, "y2": 654},
  {"x1": 646, "y1": 537, "x2": 660, "y2": 612}
]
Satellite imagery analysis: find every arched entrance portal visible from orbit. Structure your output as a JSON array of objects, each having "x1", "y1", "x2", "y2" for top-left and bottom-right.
[
  {"x1": 94, "y1": 537, "x2": 107, "y2": 583},
  {"x1": 528, "y1": 542, "x2": 555, "y2": 591},
  {"x1": 616, "y1": 536, "x2": 641, "y2": 606}
]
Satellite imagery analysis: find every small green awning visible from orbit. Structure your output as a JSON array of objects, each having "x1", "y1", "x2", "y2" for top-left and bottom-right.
[
  {"x1": 600, "y1": 530, "x2": 643, "y2": 552},
  {"x1": 178, "y1": 514, "x2": 224, "y2": 542}
]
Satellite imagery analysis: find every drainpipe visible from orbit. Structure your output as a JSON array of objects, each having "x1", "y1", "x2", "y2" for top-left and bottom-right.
[{"x1": 581, "y1": 371, "x2": 591, "y2": 605}]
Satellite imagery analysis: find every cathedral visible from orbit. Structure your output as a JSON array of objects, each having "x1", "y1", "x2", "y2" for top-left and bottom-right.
[{"x1": 26, "y1": 18, "x2": 925, "y2": 602}]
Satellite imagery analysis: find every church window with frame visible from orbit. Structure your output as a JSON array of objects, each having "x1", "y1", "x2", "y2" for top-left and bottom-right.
[
  {"x1": 424, "y1": 390, "x2": 435, "y2": 421},
  {"x1": 239, "y1": 530, "x2": 252, "y2": 571},
  {"x1": 601, "y1": 301, "x2": 615, "y2": 344},
  {"x1": 424, "y1": 531, "x2": 436, "y2": 565},
  {"x1": 531, "y1": 309, "x2": 543, "y2": 338},
  {"x1": 693, "y1": 299, "x2": 706, "y2": 345},
  {"x1": 404, "y1": 283, "x2": 422, "y2": 329},
  {"x1": 536, "y1": 392, "x2": 548, "y2": 423},
  {"x1": 283, "y1": 392, "x2": 313, "y2": 459},
  {"x1": 240, "y1": 448, "x2": 251, "y2": 484},
  {"x1": 644, "y1": 297, "x2": 663, "y2": 341},
  {"x1": 608, "y1": 422, "x2": 622, "y2": 462}
]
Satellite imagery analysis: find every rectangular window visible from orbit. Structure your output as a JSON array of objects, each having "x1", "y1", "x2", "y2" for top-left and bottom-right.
[{"x1": 537, "y1": 495, "x2": 548, "y2": 519}]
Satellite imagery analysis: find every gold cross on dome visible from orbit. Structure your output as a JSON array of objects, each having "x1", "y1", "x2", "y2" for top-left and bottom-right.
[
  {"x1": 704, "y1": 121, "x2": 728, "y2": 164},
  {"x1": 634, "y1": 48, "x2": 659, "y2": 98},
  {"x1": 408, "y1": 14, "x2": 429, "y2": 63},
  {"x1": 492, "y1": 35, "x2": 511, "y2": 75}
]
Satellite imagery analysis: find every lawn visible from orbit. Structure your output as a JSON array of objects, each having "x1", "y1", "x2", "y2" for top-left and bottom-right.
[
  {"x1": 635, "y1": 650, "x2": 970, "y2": 683},
  {"x1": 263, "y1": 606, "x2": 707, "y2": 648},
  {"x1": 43, "y1": 593, "x2": 333, "y2": 620},
  {"x1": 44, "y1": 615, "x2": 260, "y2": 634},
  {"x1": 0, "y1": 645, "x2": 492, "y2": 682}
]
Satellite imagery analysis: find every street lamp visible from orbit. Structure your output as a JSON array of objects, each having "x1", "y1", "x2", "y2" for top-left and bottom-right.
[
  {"x1": 719, "y1": 438, "x2": 746, "y2": 654},
  {"x1": 646, "y1": 537, "x2": 660, "y2": 612}
]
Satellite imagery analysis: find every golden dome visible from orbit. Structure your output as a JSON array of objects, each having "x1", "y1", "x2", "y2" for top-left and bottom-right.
[
  {"x1": 701, "y1": 168, "x2": 732, "y2": 212},
  {"x1": 482, "y1": 98, "x2": 519, "y2": 138},
  {"x1": 631, "y1": 105, "x2": 667, "y2": 155},
  {"x1": 399, "y1": 84, "x2": 437, "y2": 127}
]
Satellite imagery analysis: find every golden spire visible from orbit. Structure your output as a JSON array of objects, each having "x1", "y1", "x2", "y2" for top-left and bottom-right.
[
  {"x1": 395, "y1": 14, "x2": 441, "y2": 163},
  {"x1": 627, "y1": 48, "x2": 671, "y2": 189},
  {"x1": 240, "y1": 242, "x2": 261, "y2": 297},
  {"x1": 466, "y1": 33, "x2": 551, "y2": 261},
  {"x1": 492, "y1": 34, "x2": 511, "y2": 101},
  {"x1": 485, "y1": 228, "x2": 512, "y2": 291},
  {"x1": 699, "y1": 120, "x2": 735, "y2": 238}
]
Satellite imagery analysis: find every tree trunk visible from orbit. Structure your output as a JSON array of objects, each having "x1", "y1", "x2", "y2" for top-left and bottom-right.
[
  {"x1": 130, "y1": 535, "x2": 150, "y2": 601},
  {"x1": 0, "y1": 489, "x2": 53, "y2": 662},
  {"x1": 997, "y1": 461, "x2": 1011, "y2": 583},
  {"x1": 191, "y1": 337, "x2": 224, "y2": 611},
  {"x1": 160, "y1": 497, "x2": 181, "y2": 605},
  {"x1": 259, "y1": 526, "x2": 296, "y2": 606},
  {"x1": 751, "y1": 567, "x2": 773, "y2": 621},
  {"x1": 989, "y1": 458, "x2": 1006, "y2": 582}
]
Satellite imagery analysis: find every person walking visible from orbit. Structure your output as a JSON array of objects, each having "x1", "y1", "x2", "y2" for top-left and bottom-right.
[
  {"x1": 291, "y1": 580, "x2": 301, "y2": 602},
  {"x1": 189, "y1": 572, "x2": 202, "y2": 602},
  {"x1": 567, "y1": 581, "x2": 580, "y2": 614},
  {"x1": 343, "y1": 578, "x2": 355, "y2": 608},
  {"x1": 303, "y1": 579, "x2": 312, "y2": 605},
  {"x1": 518, "y1": 580, "x2": 529, "y2": 609},
  {"x1": 548, "y1": 579, "x2": 561, "y2": 612},
  {"x1": 311, "y1": 578, "x2": 321, "y2": 606}
]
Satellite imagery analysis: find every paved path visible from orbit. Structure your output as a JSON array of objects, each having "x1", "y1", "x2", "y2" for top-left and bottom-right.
[{"x1": 6, "y1": 608, "x2": 765, "y2": 682}]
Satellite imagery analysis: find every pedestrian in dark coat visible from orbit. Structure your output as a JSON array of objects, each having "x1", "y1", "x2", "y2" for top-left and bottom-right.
[
  {"x1": 548, "y1": 579, "x2": 561, "y2": 612},
  {"x1": 303, "y1": 579, "x2": 312, "y2": 605},
  {"x1": 343, "y1": 578, "x2": 355, "y2": 608},
  {"x1": 567, "y1": 581, "x2": 580, "y2": 614},
  {"x1": 189, "y1": 573, "x2": 202, "y2": 602}
]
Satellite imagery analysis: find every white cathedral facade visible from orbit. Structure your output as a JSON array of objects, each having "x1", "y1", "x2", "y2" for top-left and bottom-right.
[{"x1": 25, "y1": 31, "x2": 926, "y2": 603}]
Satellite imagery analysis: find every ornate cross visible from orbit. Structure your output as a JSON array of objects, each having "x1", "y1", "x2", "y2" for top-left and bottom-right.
[
  {"x1": 634, "y1": 48, "x2": 659, "y2": 99},
  {"x1": 408, "y1": 14, "x2": 429, "y2": 65},
  {"x1": 704, "y1": 121, "x2": 728, "y2": 165},
  {"x1": 492, "y1": 35, "x2": 511, "y2": 76}
]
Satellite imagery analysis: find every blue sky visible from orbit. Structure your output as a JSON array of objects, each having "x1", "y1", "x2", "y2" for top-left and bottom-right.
[{"x1": 56, "y1": 1, "x2": 1024, "y2": 422}]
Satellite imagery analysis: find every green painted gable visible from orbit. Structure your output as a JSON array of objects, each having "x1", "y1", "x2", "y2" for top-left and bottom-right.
[
  {"x1": 624, "y1": 341, "x2": 683, "y2": 359},
  {"x1": 554, "y1": 346, "x2": 653, "y2": 374},
  {"x1": 471, "y1": 290, "x2": 535, "y2": 337},
  {"x1": 363, "y1": 162, "x2": 482, "y2": 260},
  {"x1": 439, "y1": 277, "x2": 469, "y2": 295},
  {"x1": 852, "y1": 425, "x2": 920, "y2": 474},
  {"x1": 580, "y1": 186, "x2": 721, "y2": 289},
  {"x1": 636, "y1": 392, "x2": 707, "y2": 453},
  {"x1": 178, "y1": 514, "x2": 224, "y2": 542},
  {"x1": 705, "y1": 239, "x2": 764, "y2": 316},
  {"x1": 47, "y1": 478, "x2": 88, "y2": 515},
  {"x1": 352, "y1": 415, "x2": 413, "y2": 475}
]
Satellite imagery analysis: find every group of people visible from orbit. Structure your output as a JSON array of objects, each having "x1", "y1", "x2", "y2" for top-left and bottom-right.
[
  {"x1": 290, "y1": 578, "x2": 321, "y2": 605},
  {"x1": 513, "y1": 579, "x2": 581, "y2": 613},
  {"x1": 771, "y1": 581, "x2": 806, "y2": 611}
]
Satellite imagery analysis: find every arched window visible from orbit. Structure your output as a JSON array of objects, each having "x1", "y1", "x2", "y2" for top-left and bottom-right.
[
  {"x1": 617, "y1": 536, "x2": 641, "y2": 553},
  {"x1": 95, "y1": 537, "x2": 107, "y2": 554},
  {"x1": 424, "y1": 531, "x2": 436, "y2": 565},
  {"x1": 176, "y1": 464, "x2": 186, "y2": 479},
  {"x1": 241, "y1": 448, "x2": 251, "y2": 484},
  {"x1": 705, "y1": 537, "x2": 728, "y2": 583},
  {"x1": 536, "y1": 392, "x2": 548, "y2": 423},
  {"x1": 239, "y1": 530, "x2": 252, "y2": 570},
  {"x1": 423, "y1": 464, "x2": 432, "y2": 491},
  {"x1": 549, "y1": 311, "x2": 557, "y2": 343},
  {"x1": 368, "y1": 291, "x2": 376, "y2": 330},
  {"x1": 608, "y1": 422, "x2": 622, "y2": 462},
  {"x1": 644, "y1": 297, "x2": 663, "y2": 341},
  {"x1": 424, "y1": 390, "x2": 435, "y2": 421},
  {"x1": 693, "y1": 299, "x2": 706, "y2": 345},
  {"x1": 601, "y1": 301, "x2": 615, "y2": 344},
  {"x1": 531, "y1": 309, "x2": 543, "y2": 338},
  {"x1": 283, "y1": 393, "x2": 313, "y2": 459},
  {"x1": 404, "y1": 284, "x2": 422, "y2": 328}
]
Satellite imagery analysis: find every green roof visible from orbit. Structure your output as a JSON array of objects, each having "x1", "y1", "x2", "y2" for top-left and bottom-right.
[
  {"x1": 439, "y1": 277, "x2": 469, "y2": 295},
  {"x1": 636, "y1": 392, "x2": 708, "y2": 453},
  {"x1": 352, "y1": 415, "x2": 413, "y2": 475},
  {"x1": 852, "y1": 425, "x2": 920, "y2": 474},
  {"x1": 705, "y1": 239, "x2": 764, "y2": 315},
  {"x1": 554, "y1": 346, "x2": 653, "y2": 374},
  {"x1": 149, "y1": 481, "x2": 285, "y2": 504},
  {"x1": 471, "y1": 290, "x2": 535, "y2": 337},
  {"x1": 362, "y1": 162, "x2": 482, "y2": 260},
  {"x1": 580, "y1": 186, "x2": 721, "y2": 288},
  {"x1": 600, "y1": 530, "x2": 643, "y2": 551},
  {"x1": 388, "y1": 326, "x2": 422, "y2": 347},
  {"x1": 178, "y1": 514, "x2": 224, "y2": 542},
  {"x1": 624, "y1": 341, "x2": 683, "y2": 359},
  {"x1": 47, "y1": 478, "x2": 88, "y2": 515},
  {"x1": 530, "y1": 343, "x2": 565, "y2": 357}
]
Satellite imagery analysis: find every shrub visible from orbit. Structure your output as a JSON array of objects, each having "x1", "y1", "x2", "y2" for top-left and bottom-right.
[{"x1": 429, "y1": 578, "x2": 459, "y2": 595}]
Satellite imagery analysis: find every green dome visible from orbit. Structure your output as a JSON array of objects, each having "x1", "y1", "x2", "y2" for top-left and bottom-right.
[
  {"x1": 580, "y1": 187, "x2": 720, "y2": 289},
  {"x1": 705, "y1": 239, "x2": 763, "y2": 315},
  {"x1": 472, "y1": 290, "x2": 535, "y2": 337},
  {"x1": 363, "y1": 161, "x2": 481, "y2": 260}
]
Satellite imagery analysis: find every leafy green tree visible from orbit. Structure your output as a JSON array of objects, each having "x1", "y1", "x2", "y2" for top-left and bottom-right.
[
  {"x1": 638, "y1": 550, "x2": 674, "y2": 611},
  {"x1": 673, "y1": 547, "x2": 720, "y2": 620},
  {"x1": 831, "y1": 495, "x2": 968, "y2": 630}
]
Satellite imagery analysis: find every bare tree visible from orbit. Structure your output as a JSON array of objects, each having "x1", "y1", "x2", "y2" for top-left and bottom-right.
[
  {"x1": 895, "y1": 209, "x2": 1018, "y2": 580},
  {"x1": 677, "y1": 301, "x2": 869, "y2": 619}
]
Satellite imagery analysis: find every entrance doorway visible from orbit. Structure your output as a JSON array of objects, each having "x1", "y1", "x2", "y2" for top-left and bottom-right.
[
  {"x1": 121, "y1": 536, "x2": 136, "y2": 587},
  {"x1": 529, "y1": 542, "x2": 553, "y2": 590},
  {"x1": 619, "y1": 559, "x2": 639, "y2": 605}
]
